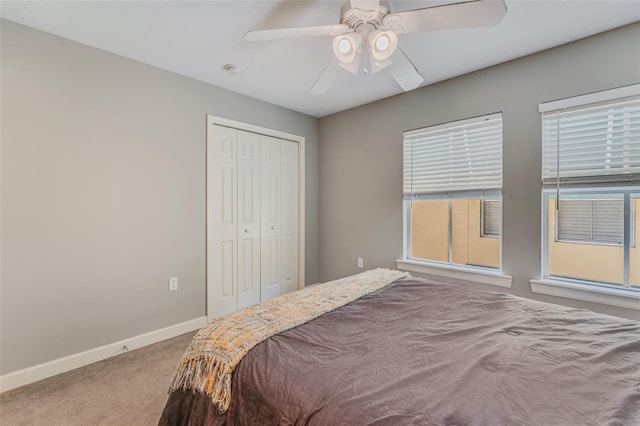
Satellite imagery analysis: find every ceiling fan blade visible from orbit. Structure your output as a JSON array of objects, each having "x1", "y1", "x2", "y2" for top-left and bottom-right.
[
  {"x1": 350, "y1": 0, "x2": 380, "y2": 11},
  {"x1": 385, "y1": 0, "x2": 507, "y2": 34},
  {"x1": 310, "y1": 58, "x2": 343, "y2": 95},
  {"x1": 388, "y1": 48, "x2": 424, "y2": 92},
  {"x1": 245, "y1": 24, "x2": 350, "y2": 42}
]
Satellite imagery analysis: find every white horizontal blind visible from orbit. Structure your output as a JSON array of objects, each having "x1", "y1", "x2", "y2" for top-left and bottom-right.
[
  {"x1": 542, "y1": 98, "x2": 640, "y2": 183},
  {"x1": 592, "y1": 200, "x2": 624, "y2": 243},
  {"x1": 404, "y1": 114, "x2": 502, "y2": 195},
  {"x1": 557, "y1": 199, "x2": 624, "y2": 245},
  {"x1": 557, "y1": 200, "x2": 592, "y2": 241},
  {"x1": 482, "y1": 200, "x2": 501, "y2": 236}
]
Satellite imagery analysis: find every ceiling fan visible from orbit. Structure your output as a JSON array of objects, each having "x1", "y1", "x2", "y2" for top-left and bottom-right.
[{"x1": 245, "y1": 0, "x2": 507, "y2": 95}]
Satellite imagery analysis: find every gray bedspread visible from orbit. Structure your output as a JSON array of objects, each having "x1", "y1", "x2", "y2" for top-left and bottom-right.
[{"x1": 159, "y1": 276, "x2": 640, "y2": 425}]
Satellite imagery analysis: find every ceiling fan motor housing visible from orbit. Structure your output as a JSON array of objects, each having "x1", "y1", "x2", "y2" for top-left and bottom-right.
[{"x1": 340, "y1": 2, "x2": 389, "y2": 35}]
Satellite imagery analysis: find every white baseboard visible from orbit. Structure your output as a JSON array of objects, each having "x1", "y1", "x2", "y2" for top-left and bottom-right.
[{"x1": 0, "y1": 316, "x2": 207, "y2": 394}]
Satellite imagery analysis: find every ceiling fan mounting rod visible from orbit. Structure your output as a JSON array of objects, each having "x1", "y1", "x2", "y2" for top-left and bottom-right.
[{"x1": 355, "y1": 23, "x2": 376, "y2": 40}]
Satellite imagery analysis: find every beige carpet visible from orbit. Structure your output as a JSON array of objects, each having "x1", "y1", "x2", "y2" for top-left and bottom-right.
[{"x1": 0, "y1": 331, "x2": 195, "y2": 426}]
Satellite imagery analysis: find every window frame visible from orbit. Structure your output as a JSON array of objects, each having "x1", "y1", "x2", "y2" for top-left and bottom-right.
[
  {"x1": 402, "y1": 112, "x2": 504, "y2": 274},
  {"x1": 542, "y1": 187, "x2": 638, "y2": 289},
  {"x1": 538, "y1": 84, "x2": 640, "y2": 296}
]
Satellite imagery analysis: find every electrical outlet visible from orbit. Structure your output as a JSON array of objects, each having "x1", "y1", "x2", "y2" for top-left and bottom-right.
[
  {"x1": 357, "y1": 257, "x2": 364, "y2": 269},
  {"x1": 169, "y1": 276, "x2": 179, "y2": 291}
]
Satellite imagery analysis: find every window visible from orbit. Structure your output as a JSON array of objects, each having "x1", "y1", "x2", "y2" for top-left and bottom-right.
[
  {"x1": 540, "y1": 85, "x2": 640, "y2": 291},
  {"x1": 403, "y1": 113, "x2": 503, "y2": 270},
  {"x1": 482, "y1": 200, "x2": 501, "y2": 237}
]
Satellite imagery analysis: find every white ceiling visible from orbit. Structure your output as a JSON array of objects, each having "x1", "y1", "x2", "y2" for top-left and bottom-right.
[{"x1": 2, "y1": 1, "x2": 639, "y2": 117}]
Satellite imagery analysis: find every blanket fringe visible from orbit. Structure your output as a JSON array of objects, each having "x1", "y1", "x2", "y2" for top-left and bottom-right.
[{"x1": 169, "y1": 356, "x2": 233, "y2": 414}]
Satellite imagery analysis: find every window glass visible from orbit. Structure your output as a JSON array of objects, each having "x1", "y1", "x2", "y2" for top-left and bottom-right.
[
  {"x1": 546, "y1": 192, "x2": 625, "y2": 285},
  {"x1": 453, "y1": 199, "x2": 501, "y2": 268},
  {"x1": 556, "y1": 198, "x2": 624, "y2": 245},
  {"x1": 409, "y1": 199, "x2": 501, "y2": 269},
  {"x1": 410, "y1": 200, "x2": 449, "y2": 263}
]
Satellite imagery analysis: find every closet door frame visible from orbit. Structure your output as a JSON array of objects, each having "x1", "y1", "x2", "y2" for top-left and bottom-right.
[{"x1": 206, "y1": 114, "x2": 306, "y2": 322}]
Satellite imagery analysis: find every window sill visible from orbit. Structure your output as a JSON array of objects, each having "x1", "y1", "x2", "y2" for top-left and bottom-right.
[
  {"x1": 530, "y1": 279, "x2": 640, "y2": 311},
  {"x1": 396, "y1": 259, "x2": 512, "y2": 288}
]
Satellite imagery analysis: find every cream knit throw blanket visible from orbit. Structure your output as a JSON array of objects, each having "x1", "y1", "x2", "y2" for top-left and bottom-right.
[{"x1": 168, "y1": 268, "x2": 409, "y2": 414}]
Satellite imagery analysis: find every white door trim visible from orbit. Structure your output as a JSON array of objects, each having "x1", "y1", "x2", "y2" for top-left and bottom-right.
[{"x1": 206, "y1": 115, "x2": 305, "y2": 322}]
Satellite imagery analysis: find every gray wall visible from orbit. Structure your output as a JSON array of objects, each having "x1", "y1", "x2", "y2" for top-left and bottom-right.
[
  {"x1": 0, "y1": 20, "x2": 320, "y2": 374},
  {"x1": 319, "y1": 23, "x2": 640, "y2": 320}
]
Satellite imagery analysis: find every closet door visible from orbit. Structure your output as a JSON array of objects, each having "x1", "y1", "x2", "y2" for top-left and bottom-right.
[
  {"x1": 208, "y1": 125, "x2": 238, "y2": 318},
  {"x1": 207, "y1": 118, "x2": 301, "y2": 318},
  {"x1": 236, "y1": 131, "x2": 261, "y2": 309},
  {"x1": 260, "y1": 136, "x2": 281, "y2": 301},
  {"x1": 280, "y1": 140, "x2": 299, "y2": 294}
]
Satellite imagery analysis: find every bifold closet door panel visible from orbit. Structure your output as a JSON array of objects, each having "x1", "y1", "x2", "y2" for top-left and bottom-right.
[
  {"x1": 260, "y1": 136, "x2": 281, "y2": 302},
  {"x1": 236, "y1": 130, "x2": 261, "y2": 310},
  {"x1": 208, "y1": 124, "x2": 238, "y2": 318},
  {"x1": 280, "y1": 140, "x2": 299, "y2": 295}
]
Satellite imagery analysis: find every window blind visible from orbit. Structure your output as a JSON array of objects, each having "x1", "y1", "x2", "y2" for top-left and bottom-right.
[
  {"x1": 482, "y1": 200, "x2": 501, "y2": 236},
  {"x1": 542, "y1": 98, "x2": 640, "y2": 183},
  {"x1": 403, "y1": 113, "x2": 502, "y2": 195}
]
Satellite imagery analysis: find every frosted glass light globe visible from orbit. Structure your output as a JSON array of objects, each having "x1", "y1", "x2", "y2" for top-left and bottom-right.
[
  {"x1": 375, "y1": 34, "x2": 390, "y2": 51},
  {"x1": 338, "y1": 38, "x2": 352, "y2": 54}
]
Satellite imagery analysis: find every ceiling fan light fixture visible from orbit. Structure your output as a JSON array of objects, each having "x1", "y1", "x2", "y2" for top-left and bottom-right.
[
  {"x1": 338, "y1": 51, "x2": 362, "y2": 75},
  {"x1": 332, "y1": 33, "x2": 361, "y2": 64},
  {"x1": 370, "y1": 57, "x2": 392, "y2": 74},
  {"x1": 370, "y1": 30, "x2": 397, "y2": 61}
]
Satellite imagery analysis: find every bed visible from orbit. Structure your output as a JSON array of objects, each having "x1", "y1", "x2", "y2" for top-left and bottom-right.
[{"x1": 159, "y1": 269, "x2": 640, "y2": 425}]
